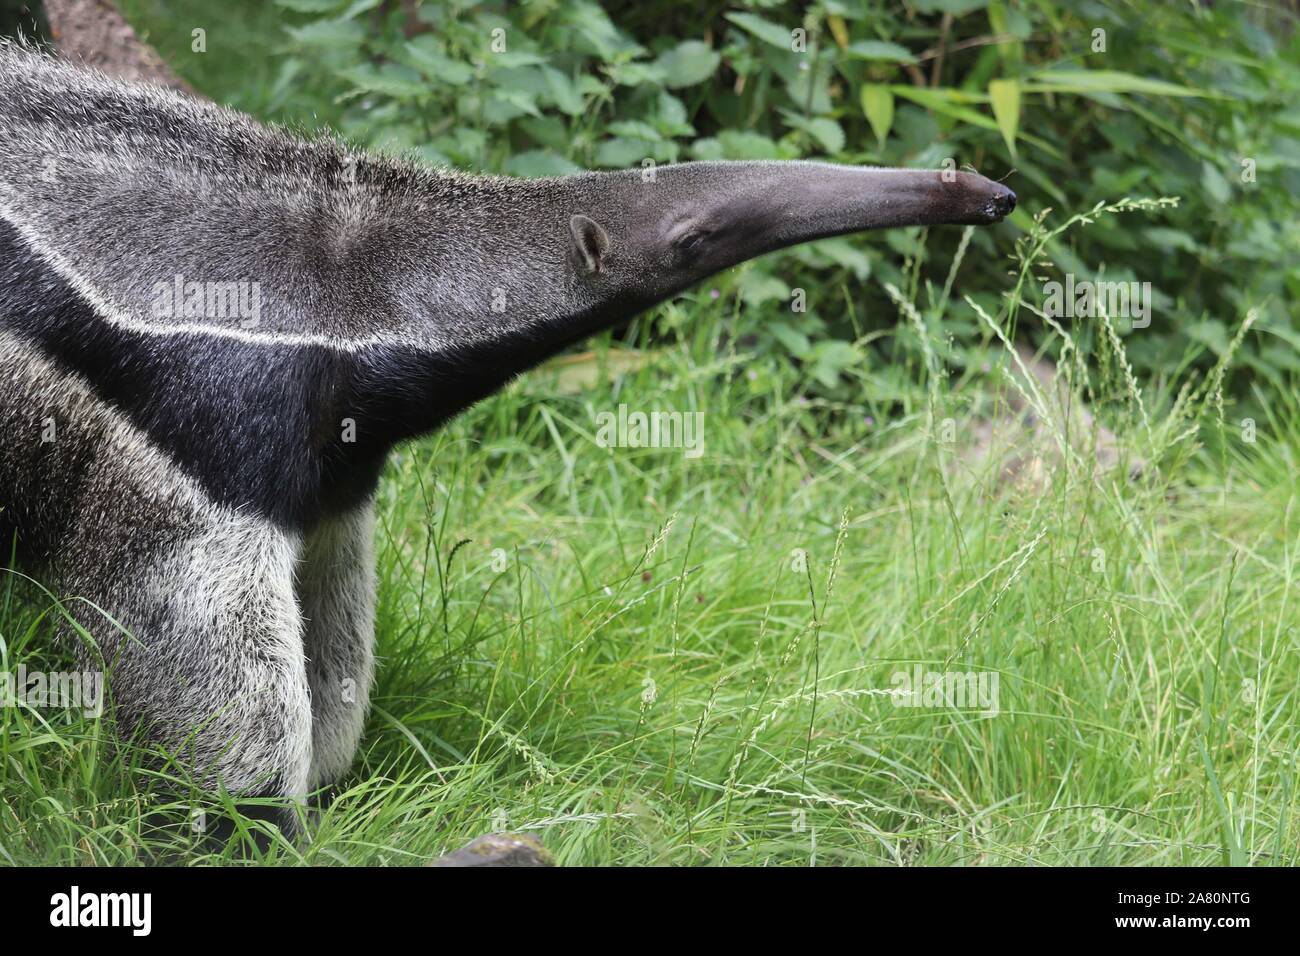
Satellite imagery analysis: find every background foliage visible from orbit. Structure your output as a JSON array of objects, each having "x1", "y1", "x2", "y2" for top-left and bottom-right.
[{"x1": 113, "y1": 0, "x2": 1300, "y2": 411}]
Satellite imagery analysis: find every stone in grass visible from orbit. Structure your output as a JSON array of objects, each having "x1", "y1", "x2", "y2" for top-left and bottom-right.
[{"x1": 428, "y1": 832, "x2": 555, "y2": 867}]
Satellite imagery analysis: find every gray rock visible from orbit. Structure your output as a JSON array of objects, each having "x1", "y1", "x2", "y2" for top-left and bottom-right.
[{"x1": 428, "y1": 833, "x2": 555, "y2": 868}]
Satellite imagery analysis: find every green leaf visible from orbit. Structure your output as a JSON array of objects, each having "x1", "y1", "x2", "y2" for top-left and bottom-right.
[
  {"x1": 413, "y1": 144, "x2": 452, "y2": 169},
  {"x1": 1143, "y1": 227, "x2": 1199, "y2": 254},
  {"x1": 518, "y1": 116, "x2": 571, "y2": 152},
  {"x1": 652, "y1": 92, "x2": 694, "y2": 137},
  {"x1": 860, "y1": 84, "x2": 895, "y2": 147},
  {"x1": 1187, "y1": 319, "x2": 1230, "y2": 355},
  {"x1": 738, "y1": 269, "x2": 791, "y2": 308},
  {"x1": 607, "y1": 120, "x2": 663, "y2": 142},
  {"x1": 273, "y1": 0, "x2": 344, "y2": 12},
  {"x1": 807, "y1": 118, "x2": 845, "y2": 155},
  {"x1": 594, "y1": 137, "x2": 655, "y2": 168},
  {"x1": 405, "y1": 37, "x2": 474, "y2": 85},
  {"x1": 804, "y1": 238, "x2": 873, "y2": 279},
  {"x1": 715, "y1": 130, "x2": 787, "y2": 160},
  {"x1": 338, "y1": 0, "x2": 383, "y2": 19},
  {"x1": 988, "y1": 78, "x2": 1020, "y2": 157},
  {"x1": 725, "y1": 12, "x2": 794, "y2": 51},
  {"x1": 690, "y1": 138, "x2": 726, "y2": 161},
  {"x1": 810, "y1": 340, "x2": 861, "y2": 389},
  {"x1": 1201, "y1": 161, "x2": 1232, "y2": 204},
  {"x1": 843, "y1": 40, "x2": 916, "y2": 63},
  {"x1": 487, "y1": 51, "x2": 549, "y2": 69},
  {"x1": 564, "y1": 0, "x2": 640, "y2": 61},
  {"x1": 768, "y1": 321, "x2": 812, "y2": 358},
  {"x1": 890, "y1": 86, "x2": 1062, "y2": 158},
  {"x1": 892, "y1": 86, "x2": 999, "y2": 130},
  {"x1": 504, "y1": 151, "x2": 582, "y2": 178},
  {"x1": 913, "y1": 0, "x2": 988, "y2": 14},
  {"x1": 826, "y1": 14, "x2": 850, "y2": 49},
  {"x1": 340, "y1": 64, "x2": 427, "y2": 100},
  {"x1": 782, "y1": 114, "x2": 845, "y2": 155},
  {"x1": 488, "y1": 88, "x2": 543, "y2": 121},
  {"x1": 285, "y1": 17, "x2": 366, "y2": 50},
  {"x1": 605, "y1": 61, "x2": 668, "y2": 88},
  {"x1": 541, "y1": 67, "x2": 585, "y2": 116},
  {"x1": 1024, "y1": 69, "x2": 1210, "y2": 98},
  {"x1": 652, "y1": 41, "x2": 721, "y2": 89}
]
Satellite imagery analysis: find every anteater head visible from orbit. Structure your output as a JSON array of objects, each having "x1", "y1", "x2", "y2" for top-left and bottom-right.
[{"x1": 558, "y1": 160, "x2": 1015, "y2": 316}]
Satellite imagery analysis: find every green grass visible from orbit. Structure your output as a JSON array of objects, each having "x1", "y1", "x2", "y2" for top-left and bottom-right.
[{"x1": 2, "y1": 215, "x2": 1298, "y2": 864}]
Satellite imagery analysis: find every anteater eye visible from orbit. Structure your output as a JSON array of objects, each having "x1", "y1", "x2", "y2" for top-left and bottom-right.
[{"x1": 676, "y1": 231, "x2": 708, "y2": 255}]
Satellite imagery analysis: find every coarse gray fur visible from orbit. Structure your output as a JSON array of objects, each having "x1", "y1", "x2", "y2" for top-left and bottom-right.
[{"x1": 0, "y1": 40, "x2": 1015, "y2": 831}]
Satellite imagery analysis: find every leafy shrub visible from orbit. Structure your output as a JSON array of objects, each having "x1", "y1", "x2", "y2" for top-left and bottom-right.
[{"x1": 119, "y1": 0, "x2": 1299, "y2": 408}]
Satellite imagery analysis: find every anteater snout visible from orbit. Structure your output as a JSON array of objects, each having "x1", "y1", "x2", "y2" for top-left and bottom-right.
[{"x1": 987, "y1": 182, "x2": 1017, "y2": 220}]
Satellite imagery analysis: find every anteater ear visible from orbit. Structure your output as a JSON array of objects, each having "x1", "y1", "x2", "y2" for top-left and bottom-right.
[{"x1": 569, "y1": 214, "x2": 610, "y2": 274}]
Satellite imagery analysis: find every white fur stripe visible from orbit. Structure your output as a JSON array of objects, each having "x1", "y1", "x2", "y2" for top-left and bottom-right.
[{"x1": 0, "y1": 197, "x2": 388, "y2": 352}]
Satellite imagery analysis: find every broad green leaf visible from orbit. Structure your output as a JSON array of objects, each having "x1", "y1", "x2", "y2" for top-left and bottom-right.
[
  {"x1": 594, "y1": 137, "x2": 655, "y2": 168},
  {"x1": 405, "y1": 38, "x2": 474, "y2": 85},
  {"x1": 488, "y1": 51, "x2": 549, "y2": 69},
  {"x1": 806, "y1": 238, "x2": 873, "y2": 279},
  {"x1": 489, "y1": 87, "x2": 543, "y2": 121},
  {"x1": 821, "y1": 0, "x2": 861, "y2": 16},
  {"x1": 725, "y1": 12, "x2": 795, "y2": 51},
  {"x1": 652, "y1": 92, "x2": 694, "y2": 138},
  {"x1": 710, "y1": 130, "x2": 786, "y2": 160},
  {"x1": 738, "y1": 269, "x2": 791, "y2": 308},
  {"x1": 285, "y1": 17, "x2": 366, "y2": 50},
  {"x1": 564, "y1": 0, "x2": 641, "y2": 61},
  {"x1": 491, "y1": 65, "x2": 550, "y2": 97},
  {"x1": 518, "y1": 116, "x2": 570, "y2": 152},
  {"x1": 541, "y1": 67, "x2": 585, "y2": 116},
  {"x1": 273, "y1": 0, "x2": 344, "y2": 13},
  {"x1": 605, "y1": 61, "x2": 668, "y2": 88},
  {"x1": 811, "y1": 340, "x2": 860, "y2": 389},
  {"x1": 1143, "y1": 228, "x2": 1199, "y2": 254},
  {"x1": 843, "y1": 40, "x2": 916, "y2": 63},
  {"x1": 504, "y1": 151, "x2": 582, "y2": 178},
  {"x1": 690, "y1": 138, "x2": 727, "y2": 161},
  {"x1": 607, "y1": 120, "x2": 663, "y2": 142},
  {"x1": 1187, "y1": 319, "x2": 1230, "y2": 355},
  {"x1": 784, "y1": 65, "x2": 833, "y2": 115},
  {"x1": 413, "y1": 144, "x2": 455, "y2": 171},
  {"x1": 988, "y1": 78, "x2": 1020, "y2": 157},
  {"x1": 769, "y1": 321, "x2": 812, "y2": 358},
  {"x1": 860, "y1": 84, "x2": 895, "y2": 147},
  {"x1": 807, "y1": 118, "x2": 845, "y2": 155},
  {"x1": 652, "y1": 41, "x2": 721, "y2": 89},
  {"x1": 340, "y1": 64, "x2": 427, "y2": 100},
  {"x1": 1201, "y1": 161, "x2": 1232, "y2": 204},
  {"x1": 913, "y1": 0, "x2": 988, "y2": 14},
  {"x1": 338, "y1": 0, "x2": 383, "y2": 19},
  {"x1": 784, "y1": 115, "x2": 845, "y2": 155}
]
